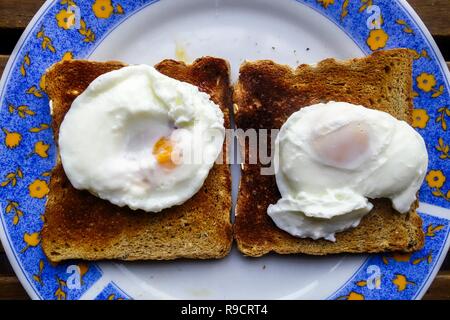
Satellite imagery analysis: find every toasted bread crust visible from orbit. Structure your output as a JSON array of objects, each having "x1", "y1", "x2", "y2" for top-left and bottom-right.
[
  {"x1": 42, "y1": 57, "x2": 233, "y2": 262},
  {"x1": 234, "y1": 49, "x2": 424, "y2": 257}
]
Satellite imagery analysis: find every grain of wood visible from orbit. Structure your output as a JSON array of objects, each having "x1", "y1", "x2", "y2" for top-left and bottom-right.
[
  {"x1": 0, "y1": 276, "x2": 28, "y2": 300},
  {"x1": 0, "y1": 0, "x2": 45, "y2": 29},
  {"x1": 0, "y1": 55, "x2": 9, "y2": 76},
  {"x1": 408, "y1": 0, "x2": 450, "y2": 36},
  {"x1": 0, "y1": 0, "x2": 449, "y2": 36},
  {"x1": 424, "y1": 271, "x2": 450, "y2": 300},
  {"x1": 0, "y1": 254, "x2": 14, "y2": 275}
]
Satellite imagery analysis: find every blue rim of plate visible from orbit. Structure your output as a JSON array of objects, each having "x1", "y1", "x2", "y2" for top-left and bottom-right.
[{"x1": 0, "y1": 0, "x2": 449, "y2": 300}]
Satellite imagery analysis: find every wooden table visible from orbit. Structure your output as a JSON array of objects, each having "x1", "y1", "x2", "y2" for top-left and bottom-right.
[{"x1": 0, "y1": 0, "x2": 450, "y2": 300}]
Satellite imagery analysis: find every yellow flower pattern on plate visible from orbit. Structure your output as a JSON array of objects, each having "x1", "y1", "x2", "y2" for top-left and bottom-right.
[
  {"x1": 416, "y1": 72, "x2": 445, "y2": 97},
  {"x1": 21, "y1": 232, "x2": 41, "y2": 253},
  {"x1": 8, "y1": 104, "x2": 35, "y2": 118},
  {"x1": 2, "y1": 128, "x2": 22, "y2": 149},
  {"x1": 337, "y1": 291, "x2": 365, "y2": 300},
  {"x1": 29, "y1": 179, "x2": 50, "y2": 199},
  {"x1": 32, "y1": 141, "x2": 50, "y2": 158},
  {"x1": 5, "y1": 200, "x2": 24, "y2": 225},
  {"x1": 107, "y1": 294, "x2": 125, "y2": 300},
  {"x1": 417, "y1": 73, "x2": 436, "y2": 92},
  {"x1": 427, "y1": 170, "x2": 446, "y2": 189},
  {"x1": 317, "y1": 0, "x2": 334, "y2": 8},
  {"x1": 359, "y1": 0, "x2": 373, "y2": 12},
  {"x1": 62, "y1": 51, "x2": 74, "y2": 61},
  {"x1": 56, "y1": 9, "x2": 77, "y2": 30},
  {"x1": 36, "y1": 26, "x2": 56, "y2": 53},
  {"x1": 426, "y1": 224, "x2": 445, "y2": 237},
  {"x1": 426, "y1": 170, "x2": 450, "y2": 202},
  {"x1": 392, "y1": 253, "x2": 412, "y2": 263},
  {"x1": 56, "y1": 0, "x2": 96, "y2": 42},
  {"x1": 437, "y1": 106, "x2": 450, "y2": 131},
  {"x1": 340, "y1": 0, "x2": 349, "y2": 20},
  {"x1": 393, "y1": 275, "x2": 415, "y2": 292},
  {"x1": 1, "y1": 168, "x2": 23, "y2": 187},
  {"x1": 93, "y1": 0, "x2": 114, "y2": 18},
  {"x1": 33, "y1": 260, "x2": 45, "y2": 285},
  {"x1": 396, "y1": 19, "x2": 414, "y2": 34},
  {"x1": 55, "y1": 276, "x2": 67, "y2": 300},
  {"x1": 92, "y1": 0, "x2": 125, "y2": 19},
  {"x1": 366, "y1": 29, "x2": 389, "y2": 51},
  {"x1": 436, "y1": 138, "x2": 450, "y2": 160},
  {"x1": 29, "y1": 124, "x2": 50, "y2": 133},
  {"x1": 39, "y1": 73, "x2": 46, "y2": 91},
  {"x1": 26, "y1": 85, "x2": 44, "y2": 98},
  {"x1": 20, "y1": 53, "x2": 30, "y2": 77},
  {"x1": 412, "y1": 49, "x2": 430, "y2": 60}
]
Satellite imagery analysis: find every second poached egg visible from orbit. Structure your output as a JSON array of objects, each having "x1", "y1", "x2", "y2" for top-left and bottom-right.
[{"x1": 268, "y1": 102, "x2": 428, "y2": 241}]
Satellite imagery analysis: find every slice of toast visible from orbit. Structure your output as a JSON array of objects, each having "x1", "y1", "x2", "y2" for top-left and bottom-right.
[
  {"x1": 234, "y1": 49, "x2": 425, "y2": 257},
  {"x1": 41, "y1": 57, "x2": 233, "y2": 262}
]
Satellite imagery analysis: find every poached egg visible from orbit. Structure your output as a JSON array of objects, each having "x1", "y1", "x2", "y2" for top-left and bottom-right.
[
  {"x1": 58, "y1": 65, "x2": 225, "y2": 212},
  {"x1": 268, "y1": 102, "x2": 428, "y2": 241}
]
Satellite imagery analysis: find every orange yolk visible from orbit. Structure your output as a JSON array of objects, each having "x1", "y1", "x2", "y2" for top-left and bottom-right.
[{"x1": 153, "y1": 137, "x2": 176, "y2": 168}]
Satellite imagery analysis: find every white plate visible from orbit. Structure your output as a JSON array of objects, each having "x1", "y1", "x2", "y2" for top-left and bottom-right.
[{"x1": 1, "y1": 0, "x2": 449, "y2": 300}]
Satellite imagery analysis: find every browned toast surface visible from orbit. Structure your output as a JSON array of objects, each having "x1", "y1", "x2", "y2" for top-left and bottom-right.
[
  {"x1": 42, "y1": 57, "x2": 233, "y2": 262},
  {"x1": 234, "y1": 49, "x2": 424, "y2": 257}
]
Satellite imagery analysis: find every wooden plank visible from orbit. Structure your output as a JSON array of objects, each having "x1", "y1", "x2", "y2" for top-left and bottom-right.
[
  {"x1": 408, "y1": 0, "x2": 450, "y2": 37},
  {"x1": 424, "y1": 271, "x2": 450, "y2": 300},
  {"x1": 0, "y1": 271, "x2": 448, "y2": 300},
  {"x1": 0, "y1": 254, "x2": 15, "y2": 275},
  {"x1": 0, "y1": 0, "x2": 449, "y2": 36},
  {"x1": 0, "y1": 276, "x2": 28, "y2": 300},
  {"x1": 0, "y1": 0, "x2": 45, "y2": 29},
  {"x1": 0, "y1": 54, "x2": 8, "y2": 76}
]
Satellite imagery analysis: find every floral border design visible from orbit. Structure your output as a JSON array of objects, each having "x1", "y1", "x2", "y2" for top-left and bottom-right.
[{"x1": 329, "y1": 213, "x2": 450, "y2": 300}]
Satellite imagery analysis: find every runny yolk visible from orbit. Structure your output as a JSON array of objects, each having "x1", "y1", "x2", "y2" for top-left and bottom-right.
[{"x1": 153, "y1": 137, "x2": 176, "y2": 168}]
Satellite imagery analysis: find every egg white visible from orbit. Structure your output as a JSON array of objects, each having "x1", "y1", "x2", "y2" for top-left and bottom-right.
[
  {"x1": 268, "y1": 102, "x2": 428, "y2": 241},
  {"x1": 58, "y1": 65, "x2": 225, "y2": 212}
]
